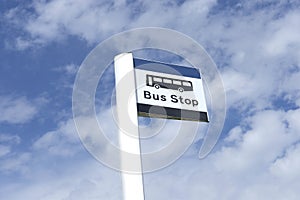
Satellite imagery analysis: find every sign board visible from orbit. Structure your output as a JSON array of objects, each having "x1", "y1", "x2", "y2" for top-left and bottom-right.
[{"x1": 134, "y1": 58, "x2": 209, "y2": 122}]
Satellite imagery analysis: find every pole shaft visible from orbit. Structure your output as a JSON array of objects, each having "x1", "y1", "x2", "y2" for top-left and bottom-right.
[{"x1": 114, "y1": 53, "x2": 145, "y2": 200}]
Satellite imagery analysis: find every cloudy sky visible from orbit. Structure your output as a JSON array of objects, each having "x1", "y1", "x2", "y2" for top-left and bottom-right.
[{"x1": 1, "y1": 0, "x2": 300, "y2": 199}]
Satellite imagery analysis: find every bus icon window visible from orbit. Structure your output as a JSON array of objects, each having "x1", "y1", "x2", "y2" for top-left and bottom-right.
[
  {"x1": 146, "y1": 74, "x2": 193, "y2": 92},
  {"x1": 163, "y1": 78, "x2": 172, "y2": 84},
  {"x1": 182, "y1": 81, "x2": 192, "y2": 87},
  {"x1": 153, "y1": 77, "x2": 162, "y2": 83},
  {"x1": 173, "y1": 80, "x2": 181, "y2": 85}
]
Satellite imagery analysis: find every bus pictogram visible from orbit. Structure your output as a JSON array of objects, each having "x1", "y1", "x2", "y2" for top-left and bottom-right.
[{"x1": 146, "y1": 74, "x2": 193, "y2": 92}]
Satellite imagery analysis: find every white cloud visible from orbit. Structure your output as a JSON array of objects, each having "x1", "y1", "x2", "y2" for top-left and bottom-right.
[
  {"x1": 0, "y1": 145, "x2": 11, "y2": 158},
  {"x1": 0, "y1": 133, "x2": 21, "y2": 158},
  {"x1": 0, "y1": 158, "x2": 122, "y2": 200},
  {"x1": 0, "y1": 96, "x2": 39, "y2": 124},
  {"x1": 6, "y1": 0, "x2": 217, "y2": 46},
  {"x1": 16, "y1": 0, "x2": 134, "y2": 44},
  {"x1": 0, "y1": 133, "x2": 31, "y2": 174},
  {"x1": 59, "y1": 64, "x2": 79, "y2": 75},
  {"x1": 270, "y1": 143, "x2": 300, "y2": 181},
  {"x1": 282, "y1": 70, "x2": 300, "y2": 107},
  {"x1": 0, "y1": 133, "x2": 26, "y2": 174},
  {"x1": 205, "y1": 9, "x2": 300, "y2": 111},
  {"x1": 213, "y1": 110, "x2": 296, "y2": 173},
  {"x1": 0, "y1": 153, "x2": 31, "y2": 174},
  {"x1": 143, "y1": 108, "x2": 300, "y2": 200},
  {"x1": 0, "y1": 133, "x2": 21, "y2": 144},
  {"x1": 33, "y1": 118, "x2": 81, "y2": 156},
  {"x1": 7, "y1": 0, "x2": 300, "y2": 112},
  {"x1": 263, "y1": 11, "x2": 300, "y2": 56},
  {"x1": 0, "y1": 104, "x2": 205, "y2": 198},
  {"x1": 2, "y1": 107, "x2": 300, "y2": 199},
  {"x1": 2, "y1": 0, "x2": 300, "y2": 199}
]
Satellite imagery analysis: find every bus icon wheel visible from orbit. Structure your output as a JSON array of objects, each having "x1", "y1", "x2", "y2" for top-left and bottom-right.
[
  {"x1": 154, "y1": 84, "x2": 160, "y2": 89},
  {"x1": 178, "y1": 87, "x2": 184, "y2": 92}
]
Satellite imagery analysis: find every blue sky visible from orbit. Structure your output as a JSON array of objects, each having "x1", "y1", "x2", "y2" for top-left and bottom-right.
[{"x1": 1, "y1": 0, "x2": 300, "y2": 199}]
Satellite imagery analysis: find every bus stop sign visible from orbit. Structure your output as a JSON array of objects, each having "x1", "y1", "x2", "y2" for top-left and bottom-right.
[{"x1": 134, "y1": 58, "x2": 209, "y2": 122}]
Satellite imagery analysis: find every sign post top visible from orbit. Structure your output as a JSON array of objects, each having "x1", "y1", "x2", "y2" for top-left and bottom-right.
[{"x1": 134, "y1": 58, "x2": 201, "y2": 79}]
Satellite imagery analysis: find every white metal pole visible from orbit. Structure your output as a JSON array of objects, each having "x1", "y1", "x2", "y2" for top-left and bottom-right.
[{"x1": 114, "y1": 53, "x2": 145, "y2": 200}]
